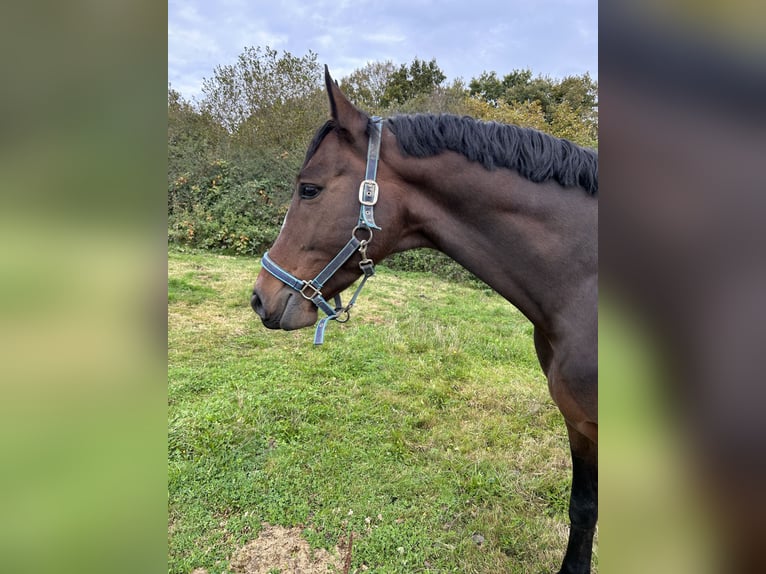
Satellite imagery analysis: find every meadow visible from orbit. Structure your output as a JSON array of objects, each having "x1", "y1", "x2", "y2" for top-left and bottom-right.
[{"x1": 168, "y1": 248, "x2": 591, "y2": 573}]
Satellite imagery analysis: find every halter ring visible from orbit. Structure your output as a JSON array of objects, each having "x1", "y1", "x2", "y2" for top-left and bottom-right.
[{"x1": 352, "y1": 225, "x2": 373, "y2": 243}]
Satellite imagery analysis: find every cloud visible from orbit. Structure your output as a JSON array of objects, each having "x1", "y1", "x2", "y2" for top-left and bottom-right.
[{"x1": 168, "y1": 0, "x2": 598, "y2": 100}]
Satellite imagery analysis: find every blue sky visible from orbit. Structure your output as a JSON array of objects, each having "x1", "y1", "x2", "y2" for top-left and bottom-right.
[{"x1": 169, "y1": 0, "x2": 597, "y2": 101}]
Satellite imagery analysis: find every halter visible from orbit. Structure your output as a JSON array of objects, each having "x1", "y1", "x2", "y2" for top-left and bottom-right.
[{"x1": 260, "y1": 116, "x2": 384, "y2": 345}]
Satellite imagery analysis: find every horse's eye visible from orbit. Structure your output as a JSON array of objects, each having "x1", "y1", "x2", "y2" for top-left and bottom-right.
[{"x1": 299, "y1": 183, "x2": 322, "y2": 200}]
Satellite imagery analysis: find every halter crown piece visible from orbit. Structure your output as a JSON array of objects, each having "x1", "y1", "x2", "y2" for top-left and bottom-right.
[{"x1": 260, "y1": 117, "x2": 384, "y2": 345}]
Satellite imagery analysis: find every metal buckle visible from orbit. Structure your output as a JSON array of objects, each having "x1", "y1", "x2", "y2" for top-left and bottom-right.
[
  {"x1": 300, "y1": 281, "x2": 321, "y2": 301},
  {"x1": 358, "y1": 179, "x2": 379, "y2": 206}
]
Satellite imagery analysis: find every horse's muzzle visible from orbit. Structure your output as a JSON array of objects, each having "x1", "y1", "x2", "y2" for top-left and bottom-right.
[
  {"x1": 251, "y1": 285, "x2": 318, "y2": 331},
  {"x1": 250, "y1": 291, "x2": 281, "y2": 329}
]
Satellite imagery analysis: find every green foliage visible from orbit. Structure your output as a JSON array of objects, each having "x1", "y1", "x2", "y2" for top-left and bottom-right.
[
  {"x1": 168, "y1": 158, "x2": 288, "y2": 256},
  {"x1": 384, "y1": 78, "x2": 469, "y2": 116},
  {"x1": 168, "y1": 86, "x2": 227, "y2": 183},
  {"x1": 169, "y1": 46, "x2": 328, "y2": 256},
  {"x1": 469, "y1": 69, "x2": 597, "y2": 118},
  {"x1": 380, "y1": 57, "x2": 447, "y2": 107},
  {"x1": 468, "y1": 68, "x2": 598, "y2": 148},
  {"x1": 548, "y1": 101, "x2": 598, "y2": 149},
  {"x1": 200, "y1": 46, "x2": 324, "y2": 136},
  {"x1": 340, "y1": 58, "x2": 467, "y2": 118},
  {"x1": 339, "y1": 60, "x2": 397, "y2": 114},
  {"x1": 384, "y1": 249, "x2": 484, "y2": 287},
  {"x1": 463, "y1": 96, "x2": 549, "y2": 131},
  {"x1": 168, "y1": 51, "x2": 598, "y2": 266}
]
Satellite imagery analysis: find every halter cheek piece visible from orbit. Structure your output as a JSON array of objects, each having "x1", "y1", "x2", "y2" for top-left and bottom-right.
[{"x1": 260, "y1": 117, "x2": 384, "y2": 345}]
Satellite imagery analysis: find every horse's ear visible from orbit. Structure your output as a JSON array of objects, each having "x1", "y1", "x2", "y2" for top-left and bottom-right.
[{"x1": 325, "y1": 65, "x2": 368, "y2": 137}]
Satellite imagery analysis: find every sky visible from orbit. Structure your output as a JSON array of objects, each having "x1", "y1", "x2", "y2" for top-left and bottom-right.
[{"x1": 168, "y1": 0, "x2": 597, "y2": 102}]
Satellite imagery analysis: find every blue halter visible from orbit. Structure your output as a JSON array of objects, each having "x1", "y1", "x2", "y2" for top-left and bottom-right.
[{"x1": 260, "y1": 117, "x2": 383, "y2": 345}]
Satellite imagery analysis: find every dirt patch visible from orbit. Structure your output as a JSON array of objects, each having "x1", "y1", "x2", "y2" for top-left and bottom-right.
[{"x1": 227, "y1": 523, "x2": 349, "y2": 574}]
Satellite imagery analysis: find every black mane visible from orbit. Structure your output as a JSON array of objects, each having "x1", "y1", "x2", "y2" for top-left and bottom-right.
[
  {"x1": 387, "y1": 114, "x2": 598, "y2": 195},
  {"x1": 304, "y1": 114, "x2": 598, "y2": 195},
  {"x1": 303, "y1": 119, "x2": 337, "y2": 168}
]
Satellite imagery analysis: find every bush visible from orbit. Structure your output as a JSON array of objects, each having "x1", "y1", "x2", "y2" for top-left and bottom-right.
[
  {"x1": 168, "y1": 159, "x2": 288, "y2": 256},
  {"x1": 168, "y1": 156, "x2": 485, "y2": 283},
  {"x1": 381, "y1": 249, "x2": 483, "y2": 286}
]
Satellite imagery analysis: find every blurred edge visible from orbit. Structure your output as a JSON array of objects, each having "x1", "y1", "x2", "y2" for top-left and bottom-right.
[
  {"x1": 600, "y1": 1, "x2": 766, "y2": 573},
  {"x1": 0, "y1": 1, "x2": 167, "y2": 573}
]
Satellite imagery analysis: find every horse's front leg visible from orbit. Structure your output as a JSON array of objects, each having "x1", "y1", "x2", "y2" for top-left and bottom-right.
[{"x1": 558, "y1": 422, "x2": 598, "y2": 574}]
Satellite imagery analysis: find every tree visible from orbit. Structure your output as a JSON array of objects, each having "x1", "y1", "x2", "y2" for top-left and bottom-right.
[
  {"x1": 388, "y1": 78, "x2": 469, "y2": 116},
  {"x1": 553, "y1": 73, "x2": 598, "y2": 115},
  {"x1": 469, "y1": 70, "x2": 529, "y2": 104},
  {"x1": 168, "y1": 85, "x2": 227, "y2": 187},
  {"x1": 339, "y1": 60, "x2": 397, "y2": 113},
  {"x1": 468, "y1": 68, "x2": 598, "y2": 147},
  {"x1": 462, "y1": 96, "x2": 548, "y2": 132},
  {"x1": 380, "y1": 58, "x2": 446, "y2": 108},
  {"x1": 469, "y1": 69, "x2": 597, "y2": 119},
  {"x1": 199, "y1": 46, "x2": 324, "y2": 149}
]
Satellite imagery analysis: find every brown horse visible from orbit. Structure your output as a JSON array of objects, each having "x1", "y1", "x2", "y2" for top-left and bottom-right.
[{"x1": 252, "y1": 67, "x2": 597, "y2": 573}]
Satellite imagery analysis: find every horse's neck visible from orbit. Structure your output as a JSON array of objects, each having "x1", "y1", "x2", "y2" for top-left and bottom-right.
[{"x1": 398, "y1": 155, "x2": 597, "y2": 333}]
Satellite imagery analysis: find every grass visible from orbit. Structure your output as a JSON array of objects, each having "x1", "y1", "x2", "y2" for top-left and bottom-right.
[{"x1": 168, "y1": 248, "x2": 590, "y2": 573}]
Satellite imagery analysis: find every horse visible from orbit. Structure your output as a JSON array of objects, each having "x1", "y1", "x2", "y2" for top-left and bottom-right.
[{"x1": 251, "y1": 66, "x2": 598, "y2": 573}]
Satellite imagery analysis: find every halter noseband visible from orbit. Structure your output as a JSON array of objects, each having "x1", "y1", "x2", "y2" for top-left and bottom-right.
[{"x1": 260, "y1": 116, "x2": 384, "y2": 345}]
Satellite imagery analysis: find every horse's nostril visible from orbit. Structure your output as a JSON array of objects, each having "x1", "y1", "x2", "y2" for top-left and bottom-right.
[
  {"x1": 251, "y1": 291, "x2": 265, "y2": 318},
  {"x1": 251, "y1": 290, "x2": 283, "y2": 330}
]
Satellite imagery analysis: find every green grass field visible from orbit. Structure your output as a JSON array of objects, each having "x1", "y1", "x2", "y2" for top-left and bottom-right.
[{"x1": 168, "y1": 248, "x2": 590, "y2": 573}]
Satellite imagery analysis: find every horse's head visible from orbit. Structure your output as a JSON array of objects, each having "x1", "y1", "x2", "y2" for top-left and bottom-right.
[{"x1": 251, "y1": 67, "x2": 404, "y2": 334}]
